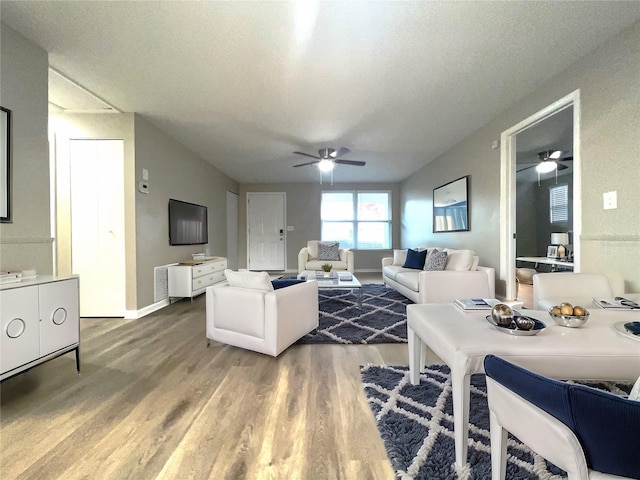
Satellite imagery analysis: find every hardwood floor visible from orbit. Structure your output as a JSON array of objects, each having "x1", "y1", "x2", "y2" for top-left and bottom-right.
[{"x1": 0, "y1": 279, "x2": 439, "y2": 480}]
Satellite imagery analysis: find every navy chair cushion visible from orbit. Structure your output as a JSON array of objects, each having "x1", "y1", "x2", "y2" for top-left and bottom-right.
[
  {"x1": 403, "y1": 248, "x2": 428, "y2": 270},
  {"x1": 484, "y1": 355, "x2": 640, "y2": 479},
  {"x1": 271, "y1": 278, "x2": 305, "y2": 290}
]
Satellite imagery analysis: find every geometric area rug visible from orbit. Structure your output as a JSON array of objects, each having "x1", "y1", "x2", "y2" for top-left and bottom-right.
[
  {"x1": 296, "y1": 284, "x2": 411, "y2": 345},
  {"x1": 361, "y1": 364, "x2": 632, "y2": 480}
]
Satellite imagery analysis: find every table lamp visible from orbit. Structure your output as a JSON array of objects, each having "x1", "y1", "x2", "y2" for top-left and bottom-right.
[{"x1": 551, "y1": 233, "x2": 569, "y2": 258}]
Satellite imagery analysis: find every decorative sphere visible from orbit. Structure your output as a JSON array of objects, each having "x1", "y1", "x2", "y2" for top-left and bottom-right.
[{"x1": 491, "y1": 304, "x2": 514, "y2": 326}]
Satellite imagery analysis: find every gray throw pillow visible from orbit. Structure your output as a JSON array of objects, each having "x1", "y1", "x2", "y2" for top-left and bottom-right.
[
  {"x1": 317, "y1": 241, "x2": 340, "y2": 261},
  {"x1": 424, "y1": 250, "x2": 448, "y2": 271}
]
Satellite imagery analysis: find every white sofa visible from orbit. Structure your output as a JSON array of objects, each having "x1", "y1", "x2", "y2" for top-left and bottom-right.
[
  {"x1": 382, "y1": 248, "x2": 495, "y2": 303},
  {"x1": 298, "y1": 240, "x2": 354, "y2": 273},
  {"x1": 206, "y1": 271, "x2": 319, "y2": 357}
]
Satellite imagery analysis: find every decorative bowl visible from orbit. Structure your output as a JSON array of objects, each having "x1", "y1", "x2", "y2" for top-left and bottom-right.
[{"x1": 548, "y1": 307, "x2": 590, "y2": 328}]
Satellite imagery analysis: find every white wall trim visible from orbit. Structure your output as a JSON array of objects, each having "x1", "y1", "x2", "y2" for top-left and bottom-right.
[
  {"x1": 500, "y1": 89, "x2": 581, "y2": 300},
  {"x1": 124, "y1": 299, "x2": 170, "y2": 319}
]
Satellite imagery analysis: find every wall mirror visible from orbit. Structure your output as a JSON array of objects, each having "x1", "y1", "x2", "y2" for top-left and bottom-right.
[
  {"x1": 433, "y1": 175, "x2": 469, "y2": 232},
  {"x1": 1, "y1": 107, "x2": 10, "y2": 222}
]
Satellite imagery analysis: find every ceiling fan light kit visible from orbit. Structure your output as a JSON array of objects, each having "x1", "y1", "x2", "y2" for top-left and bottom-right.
[
  {"x1": 536, "y1": 160, "x2": 557, "y2": 173},
  {"x1": 318, "y1": 159, "x2": 335, "y2": 172}
]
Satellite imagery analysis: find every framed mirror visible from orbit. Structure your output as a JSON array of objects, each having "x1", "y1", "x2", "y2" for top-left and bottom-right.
[
  {"x1": 433, "y1": 175, "x2": 469, "y2": 232},
  {"x1": 1, "y1": 107, "x2": 10, "y2": 223}
]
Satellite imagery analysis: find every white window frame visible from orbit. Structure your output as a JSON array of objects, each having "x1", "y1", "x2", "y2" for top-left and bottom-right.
[
  {"x1": 321, "y1": 190, "x2": 392, "y2": 250},
  {"x1": 550, "y1": 184, "x2": 569, "y2": 224}
]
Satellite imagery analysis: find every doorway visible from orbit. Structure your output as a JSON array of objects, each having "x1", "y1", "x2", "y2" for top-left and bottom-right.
[
  {"x1": 500, "y1": 90, "x2": 581, "y2": 301},
  {"x1": 70, "y1": 139, "x2": 126, "y2": 317},
  {"x1": 246, "y1": 192, "x2": 286, "y2": 271}
]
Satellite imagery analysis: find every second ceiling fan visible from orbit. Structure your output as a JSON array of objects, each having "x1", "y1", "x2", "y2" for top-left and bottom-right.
[
  {"x1": 293, "y1": 147, "x2": 365, "y2": 171},
  {"x1": 517, "y1": 150, "x2": 573, "y2": 173}
]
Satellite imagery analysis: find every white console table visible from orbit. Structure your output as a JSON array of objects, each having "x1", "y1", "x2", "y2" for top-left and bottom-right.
[
  {"x1": 0, "y1": 275, "x2": 80, "y2": 381},
  {"x1": 516, "y1": 256, "x2": 574, "y2": 271},
  {"x1": 168, "y1": 257, "x2": 227, "y2": 300}
]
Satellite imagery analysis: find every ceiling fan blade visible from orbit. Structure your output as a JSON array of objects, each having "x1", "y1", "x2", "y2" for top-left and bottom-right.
[
  {"x1": 293, "y1": 151, "x2": 320, "y2": 160},
  {"x1": 557, "y1": 163, "x2": 569, "y2": 170},
  {"x1": 559, "y1": 156, "x2": 573, "y2": 162},
  {"x1": 335, "y1": 159, "x2": 366, "y2": 167},
  {"x1": 334, "y1": 147, "x2": 351, "y2": 158},
  {"x1": 293, "y1": 160, "x2": 320, "y2": 167},
  {"x1": 517, "y1": 164, "x2": 537, "y2": 173}
]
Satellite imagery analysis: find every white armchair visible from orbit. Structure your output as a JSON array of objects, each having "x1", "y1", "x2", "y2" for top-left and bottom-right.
[
  {"x1": 298, "y1": 240, "x2": 354, "y2": 273},
  {"x1": 533, "y1": 272, "x2": 614, "y2": 310},
  {"x1": 206, "y1": 272, "x2": 319, "y2": 357}
]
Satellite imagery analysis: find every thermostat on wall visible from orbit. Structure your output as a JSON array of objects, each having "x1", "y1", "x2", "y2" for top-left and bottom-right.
[{"x1": 138, "y1": 181, "x2": 149, "y2": 194}]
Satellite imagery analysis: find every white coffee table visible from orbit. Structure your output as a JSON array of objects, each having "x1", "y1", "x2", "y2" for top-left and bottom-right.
[
  {"x1": 407, "y1": 303, "x2": 640, "y2": 468},
  {"x1": 300, "y1": 271, "x2": 363, "y2": 307}
]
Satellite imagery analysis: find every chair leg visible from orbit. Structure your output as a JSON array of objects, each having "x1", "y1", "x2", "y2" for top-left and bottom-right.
[{"x1": 490, "y1": 410, "x2": 508, "y2": 480}]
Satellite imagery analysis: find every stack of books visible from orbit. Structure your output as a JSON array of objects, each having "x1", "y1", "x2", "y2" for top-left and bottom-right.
[
  {"x1": 0, "y1": 271, "x2": 22, "y2": 284},
  {"x1": 593, "y1": 297, "x2": 640, "y2": 310},
  {"x1": 454, "y1": 298, "x2": 498, "y2": 311}
]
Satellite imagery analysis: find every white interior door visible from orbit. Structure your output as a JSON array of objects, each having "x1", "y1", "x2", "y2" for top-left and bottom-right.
[
  {"x1": 247, "y1": 192, "x2": 285, "y2": 271},
  {"x1": 226, "y1": 191, "x2": 239, "y2": 270},
  {"x1": 70, "y1": 139, "x2": 125, "y2": 317}
]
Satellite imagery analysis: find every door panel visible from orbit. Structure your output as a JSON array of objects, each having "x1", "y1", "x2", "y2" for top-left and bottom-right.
[
  {"x1": 247, "y1": 193, "x2": 285, "y2": 270},
  {"x1": 70, "y1": 139, "x2": 125, "y2": 317}
]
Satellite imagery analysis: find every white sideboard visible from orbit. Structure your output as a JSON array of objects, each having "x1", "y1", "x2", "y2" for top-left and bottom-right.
[
  {"x1": 0, "y1": 276, "x2": 80, "y2": 381},
  {"x1": 168, "y1": 257, "x2": 227, "y2": 300}
]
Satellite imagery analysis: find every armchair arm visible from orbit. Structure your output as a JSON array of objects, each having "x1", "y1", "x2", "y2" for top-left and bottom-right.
[
  {"x1": 264, "y1": 280, "x2": 319, "y2": 356},
  {"x1": 298, "y1": 247, "x2": 310, "y2": 273},
  {"x1": 344, "y1": 250, "x2": 354, "y2": 273},
  {"x1": 382, "y1": 257, "x2": 393, "y2": 267}
]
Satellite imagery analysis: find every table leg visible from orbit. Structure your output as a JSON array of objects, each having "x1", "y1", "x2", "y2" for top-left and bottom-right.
[
  {"x1": 358, "y1": 287, "x2": 362, "y2": 308},
  {"x1": 408, "y1": 326, "x2": 422, "y2": 385},
  {"x1": 451, "y1": 369, "x2": 471, "y2": 467}
]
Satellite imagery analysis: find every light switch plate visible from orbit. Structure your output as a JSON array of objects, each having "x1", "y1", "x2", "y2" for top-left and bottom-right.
[
  {"x1": 603, "y1": 191, "x2": 617, "y2": 210},
  {"x1": 142, "y1": 168, "x2": 149, "y2": 181}
]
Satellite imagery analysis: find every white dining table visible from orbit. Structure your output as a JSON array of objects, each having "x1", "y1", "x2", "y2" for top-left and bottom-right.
[{"x1": 407, "y1": 303, "x2": 640, "y2": 468}]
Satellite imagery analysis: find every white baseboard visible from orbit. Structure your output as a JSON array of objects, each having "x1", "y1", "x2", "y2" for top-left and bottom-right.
[{"x1": 124, "y1": 299, "x2": 170, "y2": 319}]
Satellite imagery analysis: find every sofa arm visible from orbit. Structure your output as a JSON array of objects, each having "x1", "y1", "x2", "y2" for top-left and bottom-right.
[
  {"x1": 382, "y1": 257, "x2": 393, "y2": 267},
  {"x1": 477, "y1": 266, "x2": 496, "y2": 298},
  {"x1": 298, "y1": 247, "x2": 310, "y2": 273},
  {"x1": 417, "y1": 269, "x2": 494, "y2": 303}
]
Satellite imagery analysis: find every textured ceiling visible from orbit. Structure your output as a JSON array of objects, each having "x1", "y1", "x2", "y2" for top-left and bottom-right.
[{"x1": 2, "y1": 1, "x2": 639, "y2": 183}]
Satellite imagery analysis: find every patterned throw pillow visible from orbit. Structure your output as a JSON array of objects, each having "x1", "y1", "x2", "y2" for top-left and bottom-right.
[
  {"x1": 317, "y1": 241, "x2": 341, "y2": 261},
  {"x1": 424, "y1": 250, "x2": 448, "y2": 271}
]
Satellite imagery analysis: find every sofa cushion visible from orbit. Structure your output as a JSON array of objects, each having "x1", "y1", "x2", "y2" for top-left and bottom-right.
[
  {"x1": 224, "y1": 269, "x2": 274, "y2": 292},
  {"x1": 393, "y1": 249, "x2": 408, "y2": 266},
  {"x1": 395, "y1": 271, "x2": 420, "y2": 291},
  {"x1": 317, "y1": 241, "x2": 340, "y2": 261},
  {"x1": 403, "y1": 248, "x2": 427, "y2": 269},
  {"x1": 444, "y1": 249, "x2": 475, "y2": 271},
  {"x1": 424, "y1": 249, "x2": 448, "y2": 271},
  {"x1": 305, "y1": 260, "x2": 348, "y2": 271},
  {"x1": 383, "y1": 264, "x2": 411, "y2": 281}
]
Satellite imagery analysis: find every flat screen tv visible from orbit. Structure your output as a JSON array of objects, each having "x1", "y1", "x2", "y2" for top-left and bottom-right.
[{"x1": 169, "y1": 199, "x2": 208, "y2": 245}]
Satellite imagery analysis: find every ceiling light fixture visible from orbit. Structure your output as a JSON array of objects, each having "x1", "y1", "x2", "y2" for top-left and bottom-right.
[
  {"x1": 536, "y1": 160, "x2": 557, "y2": 173},
  {"x1": 318, "y1": 159, "x2": 335, "y2": 172}
]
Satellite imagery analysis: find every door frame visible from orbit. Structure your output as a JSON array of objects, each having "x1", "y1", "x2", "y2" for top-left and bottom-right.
[
  {"x1": 226, "y1": 191, "x2": 239, "y2": 270},
  {"x1": 500, "y1": 89, "x2": 581, "y2": 300}
]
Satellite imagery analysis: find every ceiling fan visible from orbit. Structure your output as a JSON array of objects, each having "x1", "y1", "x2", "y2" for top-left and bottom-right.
[
  {"x1": 517, "y1": 150, "x2": 573, "y2": 173},
  {"x1": 293, "y1": 147, "x2": 365, "y2": 172}
]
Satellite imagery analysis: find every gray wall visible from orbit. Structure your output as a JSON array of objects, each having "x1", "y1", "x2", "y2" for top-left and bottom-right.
[
  {"x1": 401, "y1": 20, "x2": 640, "y2": 294},
  {"x1": 238, "y1": 182, "x2": 401, "y2": 271},
  {"x1": 0, "y1": 25, "x2": 53, "y2": 274},
  {"x1": 134, "y1": 115, "x2": 238, "y2": 308}
]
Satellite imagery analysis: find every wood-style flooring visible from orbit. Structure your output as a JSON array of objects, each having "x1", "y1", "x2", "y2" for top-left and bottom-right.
[{"x1": 0, "y1": 280, "x2": 440, "y2": 480}]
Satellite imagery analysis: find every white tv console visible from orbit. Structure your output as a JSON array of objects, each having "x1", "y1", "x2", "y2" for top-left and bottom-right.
[
  {"x1": 0, "y1": 275, "x2": 80, "y2": 381},
  {"x1": 168, "y1": 257, "x2": 227, "y2": 300}
]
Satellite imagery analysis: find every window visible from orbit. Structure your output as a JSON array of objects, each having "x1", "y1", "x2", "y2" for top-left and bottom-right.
[
  {"x1": 321, "y1": 191, "x2": 391, "y2": 249},
  {"x1": 550, "y1": 184, "x2": 568, "y2": 224}
]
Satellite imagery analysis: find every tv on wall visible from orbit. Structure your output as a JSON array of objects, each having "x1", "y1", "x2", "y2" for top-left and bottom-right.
[{"x1": 168, "y1": 199, "x2": 208, "y2": 245}]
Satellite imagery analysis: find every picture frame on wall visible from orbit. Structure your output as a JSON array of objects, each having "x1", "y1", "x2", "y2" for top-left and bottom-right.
[
  {"x1": 547, "y1": 245, "x2": 558, "y2": 258},
  {"x1": 433, "y1": 175, "x2": 470, "y2": 233},
  {"x1": 1, "y1": 107, "x2": 10, "y2": 223}
]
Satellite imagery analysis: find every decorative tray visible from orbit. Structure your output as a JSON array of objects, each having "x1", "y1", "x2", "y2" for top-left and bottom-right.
[
  {"x1": 613, "y1": 321, "x2": 640, "y2": 342},
  {"x1": 485, "y1": 315, "x2": 546, "y2": 336}
]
